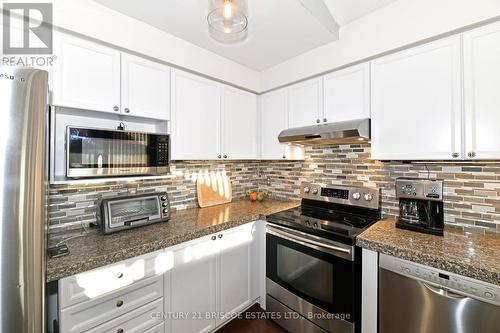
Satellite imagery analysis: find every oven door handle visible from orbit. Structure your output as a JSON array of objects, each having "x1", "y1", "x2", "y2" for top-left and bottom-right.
[{"x1": 266, "y1": 225, "x2": 353, "y2": 261}]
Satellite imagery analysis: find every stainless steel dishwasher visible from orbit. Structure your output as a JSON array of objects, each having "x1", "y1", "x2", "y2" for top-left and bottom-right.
[{"x1": 379, "y1": 254, "x2": 500, "y2": 333}]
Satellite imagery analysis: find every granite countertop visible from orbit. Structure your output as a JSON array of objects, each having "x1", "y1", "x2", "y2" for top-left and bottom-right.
[
  {"x1": 46, "y1": 199, "x2": 299, "y2": 282},
  {"x1": 357, "y1": 218, "x2": 500, "y2": 286}
]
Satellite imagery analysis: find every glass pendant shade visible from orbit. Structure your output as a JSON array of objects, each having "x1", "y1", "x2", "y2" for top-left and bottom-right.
[{"x1": 207, "y1": 0, "x2": 248, "y2": 43}]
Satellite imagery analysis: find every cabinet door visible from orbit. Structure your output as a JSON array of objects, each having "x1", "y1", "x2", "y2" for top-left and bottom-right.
[
  {"x1": 288, "y1": 77, "x2": 323, "y2": 128},
  {"x1": 171, "y1": 70, "x2": 221, "y2": 160},
  {"x1": 323, "y1": 63, "x2": 370, "y2": 122},
  {"x1": 259, "y1": 89, "x2": 288, "y2": 159},
  {"x1": 121, "y1": 54, "x2": 170, "y2": 120},
  {"x1": 52, "y1": 32, "x2": 121, "y2": 113},
  {"x1": 371, "y1": 36, "x2": 462, "y2": 160},
  {"x1": 216, "y1": 224, "x2": 253, "y2": 326},
  {"x1": 221, "y1": 86, "x2": 258, "y2": 159},
  {"x1": 169, "y1": 236, "x2": 217, "y2": 333},
  {"x1": 463, "y1": 22, "x2": 500, "y2": 160}
]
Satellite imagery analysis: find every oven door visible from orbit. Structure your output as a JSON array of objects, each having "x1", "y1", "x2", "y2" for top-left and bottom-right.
[
  {"x1": 266, "y1": 224, "x2": 356, "y2": 332},
  {"x1": 66, "y1": 127, "x2": 169, "y2": 178}
]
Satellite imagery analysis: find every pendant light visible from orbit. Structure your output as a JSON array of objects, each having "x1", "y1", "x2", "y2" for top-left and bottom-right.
[{"x1": 207, "y1": 0, "x2": 248, "y2": 43}]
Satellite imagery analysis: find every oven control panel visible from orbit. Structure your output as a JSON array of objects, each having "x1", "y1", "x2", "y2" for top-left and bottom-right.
[
  {"x1": 380, "y1": 254, "x2": 500, "y2": 306},
  {"x1": 301, "y1": 182, "x2": 379, "y2": 210}
]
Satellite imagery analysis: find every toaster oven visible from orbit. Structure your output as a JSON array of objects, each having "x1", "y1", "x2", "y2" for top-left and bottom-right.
[{"x1": 99, "y1": 192, "x2": 170, "y2": 234}]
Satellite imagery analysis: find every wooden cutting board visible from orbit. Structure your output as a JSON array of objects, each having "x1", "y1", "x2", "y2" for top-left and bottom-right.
[{"x1": 196, "y1": 173, "x2": 233, "y2": 208}]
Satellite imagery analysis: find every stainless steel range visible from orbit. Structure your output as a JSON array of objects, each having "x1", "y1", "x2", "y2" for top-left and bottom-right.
[{"x1": 266, "y1": 183, "x2": 381, "y2": 333}]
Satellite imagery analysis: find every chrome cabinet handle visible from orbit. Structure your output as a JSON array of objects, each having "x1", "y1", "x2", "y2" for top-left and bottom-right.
[
  {"x1": 116, "y1": 300, "x2": 124, "y2": 307},
  {"x1": 323, "y1": 118, "x2": 327, "y2": 122},
  {"x1": 218, "y1": 234, "x2": 223, "y2": 239},
  {"x1": 452, "y1": 153, "x2": 459, "y2": 158},
  {"x1": 116, "y1": 272, "x2": 123, "y2": 279},
  {"x1": 316, "y1": 119, "x2": 320, "y2": 123},
  {"x1": 124, "y1": 108, "x2": 130, "y2": 113},
  {"x1": 211, "y1": 236, "x2": 216, "y2": 241},
  {"x1": 113, "y1": 106, "x2": 119, "y2": 112},
  {"x1": 282, "y1": 155, "x2": 286, "y2": 159},
  {"x1": 218, "y1": 155, "x2": 221, "y2": 159},
  {"x1": 223, "y1": 155, "x2": 227, "y2": 158},
  {"x1": 468, "y1": 152, "x2": 476, "y2": 158}
]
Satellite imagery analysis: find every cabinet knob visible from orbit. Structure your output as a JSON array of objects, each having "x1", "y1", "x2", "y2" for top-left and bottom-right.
[
  {"x1": 117, "y1": 329, "x2": 124, "y2": 333},
  {"x1": 124, "y1": 108, "x2": 130, "y2": 113},
  {"x1": 218, "y1": 234, "x2": 223, "y2": 239},
  {"x1": 468, "y1": 152, "x2": 476, "y2": 158},
  {"x1": 223, "y1": 155, "x2": 227, "y2": 159},
  {"x1": 452, "y1": 153, "x2": 459, "y2": 158},
  {"x1": 116, "y1": 272, "x2": 123, "y2": 279},
  {"x1": 282, "y1": 155, "x2": 286, "y2": 159},
  {"x1": 211, "y1": 236, "x2": 216, "y2": 241},
  {"x1": 316, "y1": 119, "x2": 320, "y2": 124},
  {"x1": 323, "y1": 118, "x2": 327, "y2": 123},
  {"x1": 116, "y1": 300, "x2": 124, "y2": 307},
  {"x1": 113, "y1": 106, "x2": 119, "y2": 112},
  {"x1": 218, "y1": 155, "x2": 221, "y2": 159}
]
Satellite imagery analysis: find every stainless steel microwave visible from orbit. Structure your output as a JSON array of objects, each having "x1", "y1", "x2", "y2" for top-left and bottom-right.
[{"x1": 66, "y1": 126, "x2": 169, "y2": 178}]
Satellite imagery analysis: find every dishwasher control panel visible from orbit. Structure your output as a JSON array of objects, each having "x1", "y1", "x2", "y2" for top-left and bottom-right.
[{"x1": 380, "y1": 254, "x2": 500, "y2": 306}]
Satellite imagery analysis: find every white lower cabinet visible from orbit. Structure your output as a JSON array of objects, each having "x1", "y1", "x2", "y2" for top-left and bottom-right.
[
  {"x1": 58, "y1": 222, "x2": 260, "y2": 333},
  {"x1": 167, "y1": 235, "x2": 218, "y2": 333},
  {"x1": 216, "y1": 224, "x2": 253, "y2": 326},
  {"x1": 166, "y1": 222, "x2": 256, "y2": 333}
]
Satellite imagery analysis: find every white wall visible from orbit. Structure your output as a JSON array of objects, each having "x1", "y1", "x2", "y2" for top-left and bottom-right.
[
  {"x1": 50, "y1": 0, "x2": 261, "y2": 92},
  {"x1": 260, "y1": 0, "x2": 500, "y2": 91}
]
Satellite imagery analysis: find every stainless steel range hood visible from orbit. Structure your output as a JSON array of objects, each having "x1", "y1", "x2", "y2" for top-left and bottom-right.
[{"x1": 278, "y1": 118, "x2": 371, "y2": 145}]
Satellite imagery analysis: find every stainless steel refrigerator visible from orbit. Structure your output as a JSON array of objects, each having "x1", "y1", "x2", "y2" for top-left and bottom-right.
[{"x1": 0, "y1": 67, "x2": 48, "y2": 333}]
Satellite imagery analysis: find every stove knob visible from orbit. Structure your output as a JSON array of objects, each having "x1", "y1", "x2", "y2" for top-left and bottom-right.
[
  {"x1": 303, "y1": 187, "x2": 310, "y2": 193},
  {"x1": 364, "y1": 193, "x2": 373, "y2": 201},
  {"x1": 305, "y1": 220, "x2": 310, "y2": 226},
  {"x1": 312, "y1": 188, "x2": 318, "y2": 195},
  {"x1": 313, "y1": 222, "x2": 318, "y2": 228},
  {"x1": 352, "y1": 192, "x2": 361, "y2": 200}
]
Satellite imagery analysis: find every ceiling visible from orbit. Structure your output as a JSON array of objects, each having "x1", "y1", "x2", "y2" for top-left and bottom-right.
[{"x1": 94, "y1": 0, "x2": 397, "y2": 71}]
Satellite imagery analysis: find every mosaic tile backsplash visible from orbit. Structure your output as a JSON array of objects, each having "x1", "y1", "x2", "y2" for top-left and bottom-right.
[{"x1": 48, "y1": 144, "x2": 500, "y2": 241}]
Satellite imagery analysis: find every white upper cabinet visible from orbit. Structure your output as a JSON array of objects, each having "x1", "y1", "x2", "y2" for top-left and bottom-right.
[
  {"x1": 171, "y1": 70, "x2": 220, "y2": 160},
  {"x1": 221, "y1": 86, "x2": 258, "y2": 159},
  {"x1": 259, "y1": 89, "x2": 288, "y2": 160},
  {"x1": 323, "y1": 63, "x2": 370, "y2": 122},
  {"x1": 121, "y1": 54, "x2": 170, "y2": 120},
  {"x1": 463, "y1": 22, "x2": 500, "y2": 160},
  {"x1": 53, "y1": 32, "x2": 121, "y2": 113},
  {"x1": 53, "y1": 32, "x2": 170, "y2": 120},
  {"x1": 371, "y1": 36, "x2": 462, "y2": 160},
  {"x1": 288, "y1": 77, "x2": 323, "y2": 128}
]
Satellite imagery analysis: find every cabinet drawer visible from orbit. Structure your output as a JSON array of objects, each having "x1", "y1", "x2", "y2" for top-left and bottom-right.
[
  {"x1": 85, "y1": 298, "x2": 164, "y2": 333},
  {"x1": 143, "y1": 322, "x2": 165, "y2": 333},
  {"x1": 59, "y1": 249, "x2": 169, "y2": 308},
  {"x1": 60, "y1": 275, "x2": 163, "y2": 333}
]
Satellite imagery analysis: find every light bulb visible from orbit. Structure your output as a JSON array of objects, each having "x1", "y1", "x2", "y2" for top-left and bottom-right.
[{"x1": 223, "y1": 0, "x2": 233, "y2": 19}]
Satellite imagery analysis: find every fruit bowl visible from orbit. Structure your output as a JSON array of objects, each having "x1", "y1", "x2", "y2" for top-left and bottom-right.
[{"x1": 245, "y1": 190, "x2": 269, "y2": 202}]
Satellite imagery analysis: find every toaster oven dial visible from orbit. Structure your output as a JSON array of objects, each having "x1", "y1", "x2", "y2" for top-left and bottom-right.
[
  {"x1": 163, "y1": 208, "x2": 169, "y2": 214},
  {"x1": 162, "y1": 202, "x2": 168, "y2": 207},
  {"x1": 161, "y1": 195, "x2": 167, "y2": 201}
]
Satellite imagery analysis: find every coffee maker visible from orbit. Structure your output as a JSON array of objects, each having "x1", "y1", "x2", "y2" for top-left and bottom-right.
[{"x1": 396, "y1": 178, "x2": 444, "y2": 236}]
